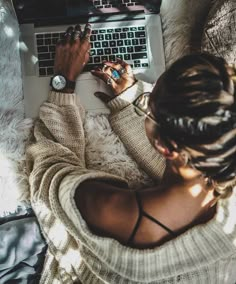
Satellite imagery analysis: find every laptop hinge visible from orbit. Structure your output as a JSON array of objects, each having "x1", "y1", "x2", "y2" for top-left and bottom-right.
[{"x1": 34, "y1": 11, "x2": 145, "y2": 28}]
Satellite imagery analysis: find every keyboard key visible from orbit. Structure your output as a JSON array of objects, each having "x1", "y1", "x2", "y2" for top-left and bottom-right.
[
  {"x1": 112, "y1": 47, "x2": 118, "y2": 53},
  {"x1": 112, "y1": 33, "x2": 119, "y2": 40},
  {"x1": 142, "y1": 63, "x2": 149, "y2": 68},
  {"x1": 109, "y1": 55, "x2": 116, "y2": 61},
  {"x1": 92, "y1": 30, "x2": 98, "y2": 34},
  {"x1": 52, "y1": 38, "x2": 59, "y2": 44},
  {"x1": 124, "y1": 54, "x2": 131, "y2": 60},
  {"x1": 99, "y1": 29, "x2": 106, "y2": 33},
  {"x1": 94, "y1": 56, "x2": 101, "y2": 63},
  {"x1": 122, "y1": 27, "x2": 129, "y2": 32},
  {"x1": 52, "y1": 33, "x2": 59, "y2": 37},
  {"x1": 115, "y1": 28, "x2": 121, "y2": 32},
  {"x1": 127, "y1": 46, "x2": 134, "y2": 53},
  {"x1": 39, "y1": 60, "x2": 54, "y2": 67},
  {"x1": 98, "y1": 34, "x2": 104, "y2": 41},
  {"x1": 102, "y1": 42, "x2": 109, "y2": 47},
  {"x1": 51, "y1": 53, "x2": 56, "y2": 59},
  {"x1": 37, "y1": 39, "x2": 44, "y2": 45},
  {"x1": 88, "y1": 57, "x2": 93, "y2": 64},
  {"x1": 128, "y1": 32, "x2": 134, "y2": 38},
  {"x1": 45, "y1": 34, "x2": 51, "y2": 38},
  {"x1": 134, "y1": 45, "x2": 147, "y2": 52},
  {"x1": 95, "y1": 42, "x2": 101, "y2": 48},
  {"x1": 120, "y1": 33, "x2": 126, "y2": 39},
  {"x1": 124, "y1": 39, "x2": 131, "y2": 45},
  {"x1": 105, "y1": 34, "x2": 112, "y2": 40},
  {"x1": 131, "y1": 27, "x2": 137, "y2": 31},
  {"x1": 139, "y1": 38, "x2": 146, "y2": 44},
  {"x1": 132, "y1": 39, "x2": 139, "y2": 45},
  {"x1": 134, "y1": 60, "x2": 141, "y2": 64},
  {"x1": 109, "y1": 41, "x2": 116, "y2": 47},
  {"x1": 90, "y1": 49, "x2": 96, "y2": 56},
  {"x1": 135, "y1": 31, "x2": 145, "y2": 38},
  {"x1": 119, "y1": 47, "x2": 126, "y2": 53},
  {"x1": 107, "y1": 29, "x2": 114, "y2": 33},
  {"x1": 134, "y1": 63, "x2": 141, "y2": 68},
  {"x1": 37, "y1": 46, "x2": 48, "y2": 53},
  {"x1": 36, "y1": 34, "x2": 43, "y2": 39},
  {"x1": 117, "y1": 40, "x2": 123, "y2": 46},
  {"x1": 39, "y1": 68, "x2": 46, "y2": 76},
  {"x1": 138, "y1": 26, "x2": 145, "y2": 30},
  {"x1": 38, "y1": 53, "x2": 50, "y2": 60},
  {"x1": 45, "y1": 38, "x2": 51, "y2": 45},
  {"x1": 101, "y1": 55, "x2": 109, "y2": 61},
  {"x1": 97, "y1": 49, "x2": 104, "y2": 55},
  {"x1": 47, "y1": 67, "x2": 54, "y2": 75},
  {"x1": 132, "y1": 53, "x2": 147, "y2": 60},
  {"x1": 105, "y1": 48, "x2": 112, "y2": 55},
  {"x1": 90, "y1": 35, "x2": 97, "y2": 41},
  {"x1": 49, "y1": 46, "x2": 56, "y2": 52}
]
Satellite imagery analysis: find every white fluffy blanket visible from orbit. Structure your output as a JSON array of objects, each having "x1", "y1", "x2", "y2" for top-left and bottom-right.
[{"x1": 0, "y1": 0, "x2": 211, "y2": 215}]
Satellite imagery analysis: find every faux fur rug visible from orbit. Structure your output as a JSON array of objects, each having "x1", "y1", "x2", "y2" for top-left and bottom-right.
[{"x1": 0, "y1": 0, "x2": 211, "y2": 215}]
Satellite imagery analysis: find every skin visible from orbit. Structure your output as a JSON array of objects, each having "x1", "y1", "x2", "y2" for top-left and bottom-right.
[{"x1": 53, "y1": 25, "x2": 217, "y2": 248}]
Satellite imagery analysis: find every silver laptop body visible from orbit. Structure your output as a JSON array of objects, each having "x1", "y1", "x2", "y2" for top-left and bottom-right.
[{"x1": 14, "y1": 0, "x2": 165, "y2": 118}]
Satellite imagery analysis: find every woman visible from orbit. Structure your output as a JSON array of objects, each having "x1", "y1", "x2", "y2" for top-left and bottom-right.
[{"x1": 27, "y1": 24, "x2": 236, "y2": 283}]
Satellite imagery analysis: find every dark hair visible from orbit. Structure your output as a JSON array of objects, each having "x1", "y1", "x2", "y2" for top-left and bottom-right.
[{"x1": 150, "y1": 53, "x2": 236, "y2": 199}]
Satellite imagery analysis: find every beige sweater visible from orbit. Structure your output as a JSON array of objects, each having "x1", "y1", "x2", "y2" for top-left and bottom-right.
[{"x1": 27, "y1": 81, "x2": 236, "y2": 284}]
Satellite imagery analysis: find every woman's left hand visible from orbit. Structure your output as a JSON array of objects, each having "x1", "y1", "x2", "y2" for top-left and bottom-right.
[{"x1": 91, "y1": 58, "x2": 137, "y2": 102}]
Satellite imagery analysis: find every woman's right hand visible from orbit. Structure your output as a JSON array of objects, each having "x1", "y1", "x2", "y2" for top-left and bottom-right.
[{"x1": 91, "y1": 58, "x2": 137, "y2": 102}]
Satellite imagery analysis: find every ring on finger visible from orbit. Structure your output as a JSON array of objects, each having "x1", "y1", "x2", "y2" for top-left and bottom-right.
[
  {"x1": 106, "y1": 77, "x2": 113, "y2": 85},
  {"x1": 119, "y1": 67, "x2": 126, "y2": 75},
  {"x1": 102, "y1": 64, "x2": 108, "y2": 73},
  {"x1": 111, "y1": 69, "x2": 121, "y2": 80},
  {"x1": 73, "y1": 31, "x2": 81, "y2": 40}
]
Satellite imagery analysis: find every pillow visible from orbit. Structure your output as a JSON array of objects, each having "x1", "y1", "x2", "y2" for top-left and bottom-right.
[{"x1": 201, "y1": 0, "x2": 236, "y2": 64}]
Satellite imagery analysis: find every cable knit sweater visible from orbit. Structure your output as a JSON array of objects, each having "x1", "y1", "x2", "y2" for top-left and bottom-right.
[{"x1": 26, "y1": 80, "x2": 236, "y2": 284}]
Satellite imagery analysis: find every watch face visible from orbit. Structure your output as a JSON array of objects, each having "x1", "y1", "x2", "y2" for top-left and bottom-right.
[{"x1": 52, "y1": 75, "x2": 66, "y2": 90}]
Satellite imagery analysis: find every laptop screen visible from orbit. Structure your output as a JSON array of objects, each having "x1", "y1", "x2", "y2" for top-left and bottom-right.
[{"x1": 13, "y1": 0, "x2": 162, "y2": 24}]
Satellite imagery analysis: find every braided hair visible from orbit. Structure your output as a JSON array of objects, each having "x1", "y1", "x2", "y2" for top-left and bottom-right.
[{"x1": 149, "y1": 53, "x2": 236, "y2": 199}]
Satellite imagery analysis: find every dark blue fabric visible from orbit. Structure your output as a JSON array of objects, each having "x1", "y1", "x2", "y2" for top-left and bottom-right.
[{"x1": 0, "y1": 216, "x2": 47, "y2": 284}]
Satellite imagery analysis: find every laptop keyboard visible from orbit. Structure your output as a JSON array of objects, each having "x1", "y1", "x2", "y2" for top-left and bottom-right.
[
  {"x1": 36, "y1": 25, "x2": 149, "y2": 77},
  {"x1": 92, "y1": 0, "x2": 141, "y2": 9}
]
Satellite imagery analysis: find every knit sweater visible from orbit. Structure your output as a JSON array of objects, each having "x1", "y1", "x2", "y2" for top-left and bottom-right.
[{"x1": 26, "y1": 80, "x2": 236, "y2": 284}]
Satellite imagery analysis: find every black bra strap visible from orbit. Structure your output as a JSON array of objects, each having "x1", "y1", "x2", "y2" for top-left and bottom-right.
[{"x1": 127, "y1": 192, "x2": 176, "y2": 246}]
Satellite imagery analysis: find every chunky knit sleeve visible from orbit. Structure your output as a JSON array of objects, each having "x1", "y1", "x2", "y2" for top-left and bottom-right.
[{"x1": 107, "y1": 81, "x2": 166, "y2": 181}]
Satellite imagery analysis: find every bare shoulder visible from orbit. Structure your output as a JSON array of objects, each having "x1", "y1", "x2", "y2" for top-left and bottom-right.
[{"x1": 74, "y1": 180, "x2": 138, "y2": 243}]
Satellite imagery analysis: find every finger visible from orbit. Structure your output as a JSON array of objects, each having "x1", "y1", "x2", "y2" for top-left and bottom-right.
[
  {"x1": 116, "y1": 58, "x2": 133, "y2": 74},
  {"x1": 91, "y1": 68, "x2": 117, "y2": 89},
  {"x1": 61, "y1": 26, "x2": 74, "y2": 45},
  {"x1": 73, "y1": 24, "x2": 82, "y2": 42},
  {"x1": 94, "y1": 92, "x2": 114, "y2": 103},
  {"x1": 82, "y1": 23, "x2": 92, "y2": 42}
]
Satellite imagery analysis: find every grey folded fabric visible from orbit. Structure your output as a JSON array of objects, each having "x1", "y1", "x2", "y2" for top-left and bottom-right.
[{"x1": 0, "y1": 217, "x2": 47, "y2": 284}]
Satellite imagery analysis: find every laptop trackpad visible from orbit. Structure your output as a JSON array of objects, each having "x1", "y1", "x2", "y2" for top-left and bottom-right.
[{"x1": 75, "y1": 78, "x2": 110, "y2": 113}]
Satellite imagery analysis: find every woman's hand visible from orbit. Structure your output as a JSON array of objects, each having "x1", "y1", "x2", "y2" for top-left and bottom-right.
[
  {"x1": 54, "y1": 24, "x2": 92, "y2": 82},
  {"x1": 91, "y1": 59, "x2": 137, "y2": 102}
]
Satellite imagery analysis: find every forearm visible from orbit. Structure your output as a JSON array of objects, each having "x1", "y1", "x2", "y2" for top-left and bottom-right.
[{"x1": 107, "y1": 80, "x2": 166, "y2": 181}]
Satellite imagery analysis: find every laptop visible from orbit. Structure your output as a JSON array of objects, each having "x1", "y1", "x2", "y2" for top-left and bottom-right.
[{"x1": 12, "y1": 0, "x2": 165, "y2": 118}]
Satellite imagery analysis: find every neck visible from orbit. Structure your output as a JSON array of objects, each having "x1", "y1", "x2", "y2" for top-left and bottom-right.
[{"x1": 162, "y1": 159, "x2": 216, "y2": 208}]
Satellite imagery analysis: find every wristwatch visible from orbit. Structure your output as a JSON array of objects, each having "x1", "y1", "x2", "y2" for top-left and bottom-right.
[{"x1": 50, "y1": 75, "x2": 76, "y2": 91}]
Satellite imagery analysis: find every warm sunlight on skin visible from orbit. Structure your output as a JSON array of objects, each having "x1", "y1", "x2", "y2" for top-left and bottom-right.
[{"x1": 188, "y1": 184, "x2": 202, "y2": 197}]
